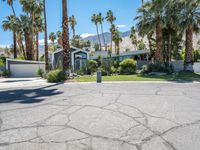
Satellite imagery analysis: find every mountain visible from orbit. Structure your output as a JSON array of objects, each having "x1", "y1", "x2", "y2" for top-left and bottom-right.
[{"x1": 83, "y1": 31, "x2": 200, "y2": 52}]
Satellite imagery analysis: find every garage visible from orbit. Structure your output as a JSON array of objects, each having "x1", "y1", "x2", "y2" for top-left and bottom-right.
[{"x1": 6, "y1": 59, "x2": 45, "y2": 78}]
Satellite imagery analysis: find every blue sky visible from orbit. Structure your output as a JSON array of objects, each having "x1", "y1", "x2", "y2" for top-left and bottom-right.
[{"x1": 0, "y1": 0, "x2": 141, "y2": 47}]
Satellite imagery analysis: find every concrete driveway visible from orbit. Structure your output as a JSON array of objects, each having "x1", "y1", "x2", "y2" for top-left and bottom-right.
[{"x1": 0, "y1": 82, "x2": 200, "y2": 150}]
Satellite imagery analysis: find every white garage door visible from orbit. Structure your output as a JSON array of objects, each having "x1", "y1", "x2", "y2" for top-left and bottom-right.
[{"x1": 10, "y1": 64, "x2": 44, "y2": 78}]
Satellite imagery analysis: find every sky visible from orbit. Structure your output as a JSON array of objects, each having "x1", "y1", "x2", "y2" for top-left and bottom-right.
[{"x1": 0, "y1": 0, "x2": 142, "y2": 47}]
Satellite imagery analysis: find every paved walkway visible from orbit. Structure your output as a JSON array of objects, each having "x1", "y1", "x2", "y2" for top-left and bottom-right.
[{"x1": 0, "y1": 82, "x2": 200, "y2": 150}]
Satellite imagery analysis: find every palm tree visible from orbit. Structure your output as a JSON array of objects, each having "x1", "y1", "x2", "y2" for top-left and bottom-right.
[
  {"x1": 69, "y1": 15, "x2": 77, "y2": 38},
  {"x1": 106, "y1": 10, "x2": 116, "y2": 52},
  {"x1": 20, "y1": 0, "x2": 43, "y2": 60},
  {"x1": 43, "y1": 0, "x2": 49, "y2": 71},
  {"x1": 91, "y1": 14, "x2": 102, "y2": 50},
  {"x1": 130, "y1": 26, "x2": 138, "y2": 50},
  {"x1": 62, "y1": 0, "x2": 70, "y2": 71},
  {"x1": 35, "y1": 15, "x2": 44, "y2": 61},
  {"x1": 49, "y1": 32, "x2": 56, "y2": 45},
  {"x1": 57, "y1": 31, "x2": 62, "y2": 46},
  {"x1": 2, "y1": 0, "x2": 17, "y2": 58},
  {"x1": 97, "y1": 13, "x2": 107, "y2": 51},
  {"x1": 179, "y1": 0, "x2": 200, "y2": 71},
  {"x1": 135, "y1": 0, "x2": 166, "y2": 62}
]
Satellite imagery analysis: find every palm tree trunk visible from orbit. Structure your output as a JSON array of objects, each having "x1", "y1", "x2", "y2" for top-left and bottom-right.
[
  {"x1": 43, "y1": 0, "x2": 49, "y2": 71},
  {"x1": 100, "y1": 23, "x2": 107, "y2": 51},
  {"x1": 62, "y1": 0, "x2": 70, "y2": 71},
  {"x1": 25, "y1": 32, "x2": 32, "y2": 60},
  {"x1": 110, "y1": 33, "x2": 113, "y2": 52},
  {"x1": 96, "y1": 24, "x2": 102, "y2": 51},
  {"x1": 13, "y1": 32, "x2": 17, "y2": 59},
  {"x1": 72, "y1": 28, "x2": 75, "y2": 38},
  {"x1": 31, "y1": 11, "x2": 35, "y2": 60},
  {"x1": 36, "y1": 32, "x2": 39, "y2": 61},
  {"x1": 168, "y1": 31, "x2": 172, "y2": 62},
  {"x1": 155, "y1": 21, "x2": 163, "y2": 62},
  {"x1": 184, "y1": 26, "x2": 194, "y2": 71}
]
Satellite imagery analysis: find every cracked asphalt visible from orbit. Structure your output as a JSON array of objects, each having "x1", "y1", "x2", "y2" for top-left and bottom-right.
[{"x1": 0, "y1": 82, "x2": 200, "y2": 150}]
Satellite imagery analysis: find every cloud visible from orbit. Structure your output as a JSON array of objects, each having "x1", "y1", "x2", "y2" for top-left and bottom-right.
[
  {"x1": 0, "y1": 44, "x2": 10, "y2": 48},
  {"x1": 80, "y1": 33, "x2": 95, "y2": 38},
  {"x1": 38, "y1": 39, "x2": 52, "y2": 45},
  {"x1": 116, "y1": 24, "x2": 126, "y2": 28}
]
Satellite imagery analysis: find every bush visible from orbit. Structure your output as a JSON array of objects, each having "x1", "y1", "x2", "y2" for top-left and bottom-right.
[
  {"x1": 37, "y1": 68, "x2": 45, "y2": 78},
  {"x1": 86, "y1": 60, "x2": 98, "y2": 75},
  {"x1": 119, "y1": 59, "x2": 137, "y2": 75},
  {"x1": 141, "y1": 62, "x2": 174, "y2": 74},
  {"x1": 46, "y1": 70, "x2": 66, "y2": 83},
  {"x1": 0, "y1": 56, "x2": 6, "y2": 67},
  {"x1": 2, "y1": 70, "x2": 11, "y2": 78}
]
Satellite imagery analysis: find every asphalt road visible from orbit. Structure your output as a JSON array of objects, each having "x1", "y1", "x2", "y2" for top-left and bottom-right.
[{"x1": 0, "y1": 82, "x2": 200, "y2": 150}]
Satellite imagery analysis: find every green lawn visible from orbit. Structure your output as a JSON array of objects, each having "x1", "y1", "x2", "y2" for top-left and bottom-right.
[{"x1": 74, "y1": 72, "x2": 200, "y2": 82}]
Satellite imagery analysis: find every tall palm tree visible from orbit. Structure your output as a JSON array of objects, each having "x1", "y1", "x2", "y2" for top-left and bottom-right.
[
  {"x1": 62, "y1": 0, "x2": 70, "y2": 71},
  {"x1": 135, "y1": 0, "x2": 166, "y2": 62},
  {"x1": 91, "y1": 14, "x2": 102, "y2": 51},
  {"x1": 106, "y1": 10, "x2": 116, "y2": 52},
  {"x1": 179, "y1": 0, "x2": 200, "y2": 71},
  {"x1": 130, "y1": 26, "x2": 138, "y2": 50},
  {"x1": 69, "y1": 15, "x2": 77, "y2": 38},
  {"x1": 49, "y1": 32, "x2": 56, "y2": 45},
  {"x1": 35, "y1": 15, "x2": 44, "y2": 61},
  {"x1": 56, "y1": 31, "x2": 62, "y2": 46},
  {"x1": 2, "y1": 0, "x2": 17, "y2": 58},
  {"x1": 97, "y1": 13, "x2": 107, "y2": 51},
  {"x1": 43, "y1": 0, "x2": 49, "y2": 71}
]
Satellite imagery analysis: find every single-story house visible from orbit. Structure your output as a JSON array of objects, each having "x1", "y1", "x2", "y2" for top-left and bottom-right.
[
  {"x1": 6, "y1": 59, "x2": 45, "y2": 78},
  {"x1": 52, "y1": 47, "x2": 89, "y2": 70},
  {"x1": 90, "y1": 50, "x2": 150, "y2": 61}
]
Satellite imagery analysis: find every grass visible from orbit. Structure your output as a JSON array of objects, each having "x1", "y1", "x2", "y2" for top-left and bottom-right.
[{"x1": 74, "y1": 72, "x2": 200, "y2": 82}]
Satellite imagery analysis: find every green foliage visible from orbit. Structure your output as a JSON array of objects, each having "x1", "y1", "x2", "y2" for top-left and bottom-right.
[
  {"x1": 86, "y1": 60, "x2": 98, "y2": 75},
  {"x1": 137, "y1": 40, "x2": 146, "y2": 50},
  {"x1": 46, "y1": 70, "x2": 66, "y2": 83},
  {"x1": 0, "y1": 56, "x2": 6, "y2": 67},
  {"x1": 2, "y1": 70, "x2": 11, "y2": 78},
  {"x1": 193, "y1": 50, "x2": 200, "y2": 62},
  {"x1": 100, "y1": 60, "x2": 113, "y2": 76},
  {"x1": 119, "y1": 59, "x2": 137, "y2": 75},
  {"x1": 141, "y1": 62, "x2": 174, "y2": 74},
  {"x1": 37, "y1": 68, "x2": 44, "y2": 78},
  {"x1": 94, "y1": 43, "x2": 100, "y2": 51}
]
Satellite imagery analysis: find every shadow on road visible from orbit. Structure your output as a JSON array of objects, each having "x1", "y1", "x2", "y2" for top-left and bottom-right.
[
  {"x1": 0, "y1": 80, "x2": 32, "y2": 83},
  {"x1": 0, "y1": 84, "x2": 63, "y2": 104}
]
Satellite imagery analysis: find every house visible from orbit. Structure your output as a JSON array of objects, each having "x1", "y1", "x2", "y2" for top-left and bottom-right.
[
  {"x1": 90, "y1": 50, "x2": 150, "y2": 61},
  {"x1": 52, "y1": 47, "x2": 89, "y2": 70}
]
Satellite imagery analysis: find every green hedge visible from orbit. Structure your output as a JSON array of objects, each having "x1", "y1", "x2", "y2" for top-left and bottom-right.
[
  {"x1": 119, "y1": 59, "x2": 137, "y2": 75},
  {"x1": 46, "y1": 70, "x2": 66, "y2": 83}
]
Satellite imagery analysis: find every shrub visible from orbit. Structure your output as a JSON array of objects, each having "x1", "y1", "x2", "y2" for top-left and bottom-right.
[
  {"x1": 46, "y1": 70, "x2": 66, "y2": 83},
  {"x1": 141, "y1": 62, "x2": 174, "y2": 74},
  {"x1": 0, "y1": 56, "x2": 6, "y2": 67},
  {"x1": 37, "y1": 68, "x2": 45, "y2": 78},
  {"x1": 119, "y1": 59, "x2": 137, "y2": 75},
  {"x1": 86, "y1": 60, "x2": 98, "y2": 75},
  {"x1": 2, "y1": 70, "x2": 11, "y2": 78}
]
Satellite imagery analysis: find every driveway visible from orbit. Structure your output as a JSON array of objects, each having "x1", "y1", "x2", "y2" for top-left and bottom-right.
[{"x1": 0, "y1": 82, "x2": 200, "y2": 150}]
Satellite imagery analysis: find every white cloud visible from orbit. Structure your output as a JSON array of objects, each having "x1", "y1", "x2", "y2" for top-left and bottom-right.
[
  {"x1": 0, "y1": 44, "x2": 10, "y2": 48},
  {"x1": 38, "y1": 39, "x2": 52, "y2": 45},
  {"x1": 116, "y1": 24, "x2": 126, "y2": 28},
  {"x1": 80, "y1": 33, "x2": 95, "y2": 38}
]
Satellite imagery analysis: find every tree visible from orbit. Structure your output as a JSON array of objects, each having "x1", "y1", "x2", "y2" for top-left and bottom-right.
[
  {"x1": 135, "y1": 0, "x2": 166, "y2": 62},
  {"x1": 2, "y1": 0, "x2": 17, "y2": 58},
  {"x1": 179, "y1": 0, "x2": 200, "y2": 71},
  {"x1": 112, "y1": 27, "x2": 122, "y2": 60},
  {"x1": 49, "y1": 32, "x2": 56, "y2": 45},
  {"x1": 91, "y1": 14, "x2": 102, "y2": 50},
  {"x1": 62, "y1": 0, "x2": 70, "y2": 71},
  {"x1": 97, "y1": 13, "x2": 107, "y2": 51},
  {"x1": 129, "y1": 26, "x2": 138, "y2": 50},
  {"x1": 106, "y1": 10, "x2": 116, "y2": 52},
  {"x1": 69, "y1": 15, "x2": 77, "y2": 38},
  {"x1": 57, "y1": 31, "x2": 62, "y2": 46},
  {"x1": 43, "y1": 0, "x2": 49, "y2": 71}
]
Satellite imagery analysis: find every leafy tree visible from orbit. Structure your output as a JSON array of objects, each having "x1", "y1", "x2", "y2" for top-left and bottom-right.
[{"x1": 129, "y1": 26, "x2": 138, "y2": 49}]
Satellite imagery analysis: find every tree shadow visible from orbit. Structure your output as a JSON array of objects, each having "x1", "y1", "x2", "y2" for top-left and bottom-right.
[{"x1": 0, "y1": 84, "x2": 63, "y2": 104}]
